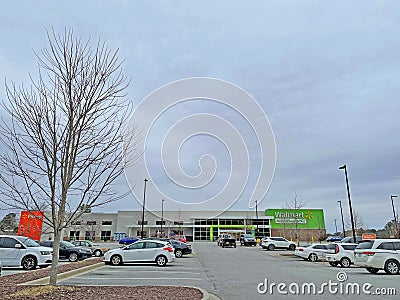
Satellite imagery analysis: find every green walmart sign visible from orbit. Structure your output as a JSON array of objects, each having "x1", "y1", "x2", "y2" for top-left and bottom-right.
[{"x1": 266, "y1": 209, "x2": 325, "y2": 229}]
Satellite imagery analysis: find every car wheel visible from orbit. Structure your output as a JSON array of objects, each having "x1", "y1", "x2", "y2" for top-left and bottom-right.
[
  {"x1": 21, "y1": 255, "x2": 37, "y2": 270},
  {"x1": 267, "y1": 244, "x2": 275, "y2": 251},
  {"x1": 68, "y1": 252, "x2": 79, "y2": 262},
  {"x1": 340, "y1": 257, "x2": 351, "y2": 268},
  {"x1": 309, "y1": 253, "x2": 318, "y2": 262},
  {"x1": 288, "y1": 244, "x2": 296, "y2": 251},
  {"x1": 329, "y1": 262, "x2": 339, "y2": 267},
  {"x1": 110, "y1": 254, "x2": 122, "y2": 266},
  {"x1": 366, "y1": 267, "x2": 379, "y2": 274},
  {"x1": 94, "y1": 250, "x2": 102, "y2": 257},
  {"x1": 384, "y1": 259, "x2": 400, "y2": 275},
  {"x1": 156, "y1": 255, "x2": 167, "y2": 267},
  {"x1": 175, "y1": 250, "x2": 183, "y2": 258}
]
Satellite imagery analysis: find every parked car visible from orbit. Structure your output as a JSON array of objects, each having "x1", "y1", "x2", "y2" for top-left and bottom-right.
[
  {"x1": 240, "y1": 234, "x2": 257, "y2": 246},
  {"x1": 324, "y1": 243, "x2": 358, "y2": 267},
  {"x1": 39, "y1": 240, "x2": 92, "y2": 262},
  {"x1": 104, "y1": 240, "x2": 175, "y2": 266},
  {"x1": 354, "y1": 239, "x2": 400, "y2": 275},
  {"x1": 339, "y1": 236, "x2": 363, "y2": 243},
  {"x1": 170, "y1": 235, "x2": 186, "y2": 243},
  {"x1": 118, "y1": 236, "x2": 141, "y2": 245},
  {"x1": 261, "y1": 237, "x2": 296, "y2": 251},
  {"x1": 169, "y1": 239, "x2": 192, "y2": 257},
  {"x1": 326, "y1": 236, "x2": 343, "y2": 242},
  {"x1": 217, "y1": 234, "x2": 236, "y2": 248},
  {"x1": 294, "y1": 243, "x2": 329, "y2": 262},
  {"x1": 294, "y1": 244, "x2": 311, "y2": 259},
  {"x1": 71, "y1": 240, "x2": 109, "y2": 257},
  {"x1": 0, "y1": 235, "x2": 53, "y2": 270}
]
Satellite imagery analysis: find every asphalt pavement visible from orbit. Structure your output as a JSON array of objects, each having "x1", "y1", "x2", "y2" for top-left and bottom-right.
[{"x1": 11, "y1": 242, "x2": 400, "y2": 300}]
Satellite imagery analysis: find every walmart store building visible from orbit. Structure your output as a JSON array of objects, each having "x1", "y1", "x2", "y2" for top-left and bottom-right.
[{"x1": 41, "y1": 208, "x2": 325, "y2": 242}]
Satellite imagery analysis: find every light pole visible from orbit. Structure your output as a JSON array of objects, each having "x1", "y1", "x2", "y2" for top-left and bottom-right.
[
  {"x1": 338, "y1": 200, "x2": 346, "y2": 238},
  {"x1": 141, "y1": 178, "x2": 148, "y2": 239},
  {"x1": 334, "y1": 219, "x2": 338, "y2": 234},
  {"x1": 160, "y1": 199, "x2": 165, "y2": 237},
  {"x1": 339, "y1": 165, "x2": 356, "y2": 242},
  {"x1": 255, "y1": 200, "x2": 259, "y2": 238},
  {"x1": 391, "y1": 195, "x2": 398, "y2": 237}
]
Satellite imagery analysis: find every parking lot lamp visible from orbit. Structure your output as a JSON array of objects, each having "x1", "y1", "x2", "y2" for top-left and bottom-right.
[
  {"x1": 334, "y1": 219, "x2": 338, "y2": 234},
  {"x1": 339, "y1": 165, "x2": 356, "y2": 243},
  {"x1": 256, "y1": 200, "x2": 258, "y2": 239},
  {"x1": 161, "y1": 199, "x2": 164, "y2": 237},
  {"x1": 141, "y1": 178, "x2": 148, "y2": 239},
  {"x1": 391, "y1": 195, "x2": 398, "y2": 237},
  {"x1": 338, "y1": 200, "x2": 345, "y2": 238}
]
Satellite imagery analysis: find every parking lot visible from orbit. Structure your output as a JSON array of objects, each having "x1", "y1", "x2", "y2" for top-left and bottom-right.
[{"x1": 55, "y1": 242, "x2": 400, "y2": 300}]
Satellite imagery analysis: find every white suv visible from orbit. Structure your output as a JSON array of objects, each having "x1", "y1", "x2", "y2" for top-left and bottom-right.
[
  {"x1": 354, "y1": 239, "x2": 400, "y2": 275},
  {"x1": 324, "y1": 243, "x2": 358, "y2": 267},
  {"x1": 0, "y1": 235, "x2": 53, "y2": 270},
  {"x1": 261, "y1": 237, "x2": 296, "y2": 251}
]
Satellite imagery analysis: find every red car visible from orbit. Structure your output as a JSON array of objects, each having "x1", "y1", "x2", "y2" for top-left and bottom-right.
[{"x1": 171, "y1": 235, "x2": 186, "y2": 243}]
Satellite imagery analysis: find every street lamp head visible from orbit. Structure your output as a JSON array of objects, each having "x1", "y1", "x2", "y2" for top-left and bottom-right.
[
  {"x1": 339, "y1": 165, "x2": 346, "y2": 170},
  {"x1": 391, "y1": 195, "x2": 398, "y2": 199}
]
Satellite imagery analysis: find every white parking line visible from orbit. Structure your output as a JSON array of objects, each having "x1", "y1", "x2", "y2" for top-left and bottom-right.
[{"x1": 74, "y1": 277, "x2": 203, "y2": 281}]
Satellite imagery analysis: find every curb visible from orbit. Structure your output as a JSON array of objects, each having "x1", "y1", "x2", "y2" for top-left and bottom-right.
[
  {"x1": 197, "y1": 287, "x2": 220, "y2": 300},
  {"x1": 19, "y1": 261, "x2": 105, "y2": 285}
]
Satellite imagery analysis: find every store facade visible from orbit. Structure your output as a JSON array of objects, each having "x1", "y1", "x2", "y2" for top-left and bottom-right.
[{"x1": 40, "y1": 208, "x2": 325, "y2": 242}]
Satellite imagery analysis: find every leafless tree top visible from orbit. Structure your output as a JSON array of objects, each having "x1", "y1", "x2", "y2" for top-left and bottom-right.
[{"x1": 0, "y1": 29, "x2": 138, "y2": 230}]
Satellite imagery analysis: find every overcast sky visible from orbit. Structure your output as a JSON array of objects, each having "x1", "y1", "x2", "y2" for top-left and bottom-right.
[{"x1": 1, "y1": 1, "x2": 400, "y2": 232}]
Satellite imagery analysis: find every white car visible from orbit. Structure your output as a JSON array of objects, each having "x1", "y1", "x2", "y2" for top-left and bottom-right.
[
  {"x1": 0, "y1": 235, "x2": 53, "y2": 270},
  {"x1": 324, "y1": 243, "x2": 358, "y2": 267},
  {"x1": 294, "y1": 243, "x2": 329, "y2": 262},
  {"x1": 104, "y1": 240, "x2": 175, "y2": 267},
  {"x1": 354, "y1": 239, "x2": 400, "y2": 275},
  {"x1": 261, "y1": 237, "x2": 296, "y2": 251}
]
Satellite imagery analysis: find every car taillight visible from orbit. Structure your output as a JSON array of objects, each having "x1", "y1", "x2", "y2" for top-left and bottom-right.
[
  {"x1": 363, "y1": 251, "x2": 375, "y2": 256},
  {"x1": 298, "y1": 248, "x2": 303, "y2": 251},
  {"x1": 163, "y1": 246, "x2": 173, "y2": 252},
  {"x1": 335, "y1": 244, "x2": 339, "y2": 254},
  {"x1": 187, "y1": 245, "x2": 191, "y2": 248}
]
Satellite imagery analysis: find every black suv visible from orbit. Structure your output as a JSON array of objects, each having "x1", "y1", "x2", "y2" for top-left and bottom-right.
[{"x1": 40, "y1": 240, "x2": 92, "y2": 262}]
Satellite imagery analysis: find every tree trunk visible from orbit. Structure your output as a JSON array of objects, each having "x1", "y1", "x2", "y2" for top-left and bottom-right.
[{"x1": 49, "y1": 230, "x2": 62, "y2": 285}]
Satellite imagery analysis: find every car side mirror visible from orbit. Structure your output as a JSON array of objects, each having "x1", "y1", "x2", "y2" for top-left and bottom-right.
[{"x1": 15, "y1": 244, "x2": 22, "y2": 248}]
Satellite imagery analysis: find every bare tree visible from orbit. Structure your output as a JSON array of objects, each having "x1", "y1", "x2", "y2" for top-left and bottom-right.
[
  {"x1": 284, "y1": 192, "x2": 304, "y2": 244},
  {"x1": 346, "y1": 210, "x2": 364, "y2": 233},
  {"x1": 0, "y1": 29, "x2": 138, "y2": 285}
]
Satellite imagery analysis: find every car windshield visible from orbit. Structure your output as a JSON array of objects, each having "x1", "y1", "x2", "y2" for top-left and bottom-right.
[
  {"x1": 244, "y1": 234, "x2": 253, "y2": 238},
  {"x1": 86, "y1": 241, "x2": 97, "y2": 246},
  {"x1": 62, "y1": 241, "x2": 75, "y2": 248},
  {"x1": 15, "y1": 236, "x2": 40, "y2": 247}
]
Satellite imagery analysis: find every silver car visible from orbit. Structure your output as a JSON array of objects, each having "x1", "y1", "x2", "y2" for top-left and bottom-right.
[
  {"x1": 104, "y1": 240, "x2": 175, "y2": 267},
  {"x1": 354, "y1": 239, "x2": 400, "y2": 275}
]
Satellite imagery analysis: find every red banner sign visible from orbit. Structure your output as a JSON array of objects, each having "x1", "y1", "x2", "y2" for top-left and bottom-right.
[{"x1": 18, "y1": 211, "x2": 44, "y2": 241}]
